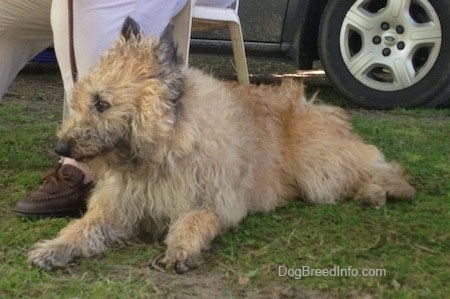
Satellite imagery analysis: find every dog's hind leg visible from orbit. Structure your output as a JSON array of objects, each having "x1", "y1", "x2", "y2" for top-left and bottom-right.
[
  {"x1": 158, "y1": 210, "x2": 221, "y2": 273},
  {"x1": 354, "y1": 183, "x2": 387, "y2": 208},
  {"x1": 355, "y1": 160, "x2": 415, "y2": 207},
  {"x1": 355, "y1": 163, "x2": 415, "y2": 208},
  {"x1": 371, "y1": 163, "x2": 415, "y2": 200}
]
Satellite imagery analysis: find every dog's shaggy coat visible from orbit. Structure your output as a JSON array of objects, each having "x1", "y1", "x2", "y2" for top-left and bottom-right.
[{"x1": 29, "y1": 17, "x2": 414, "y2": 272}]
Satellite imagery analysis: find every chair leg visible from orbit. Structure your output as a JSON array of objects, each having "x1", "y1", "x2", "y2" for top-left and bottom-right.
[
  {"x1": 228, "y1": 21, "x2": 249, "y2": 84},
  {"x1": 172, "y1": 0, "x2": 193, "y2": 67},
  {"x1": 62, "y1": 93, "x2": 71, "y2": 120}
]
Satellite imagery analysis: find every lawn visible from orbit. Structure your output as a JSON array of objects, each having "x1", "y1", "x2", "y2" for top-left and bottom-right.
[{"x1": 0, "y1": 59, "x2": 449, "y2": 298}]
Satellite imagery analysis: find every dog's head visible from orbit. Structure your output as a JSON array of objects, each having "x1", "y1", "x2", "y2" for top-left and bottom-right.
[{"x1": 56, "y1": 17, "x2": 184, "y2": 166}]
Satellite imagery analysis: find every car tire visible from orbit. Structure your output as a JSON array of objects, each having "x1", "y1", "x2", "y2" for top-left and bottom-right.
[{"x1": 318, "y1": 0, "x2": 450, "y2": 109}]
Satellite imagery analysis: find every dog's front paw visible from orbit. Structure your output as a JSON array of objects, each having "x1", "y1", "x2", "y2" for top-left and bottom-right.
[
  {"x1": 152, "y1": 247, "x2": 201, "y2": 274},
  {"x1": 28, "y1": 241, "x2": 74, "y2": 270}
]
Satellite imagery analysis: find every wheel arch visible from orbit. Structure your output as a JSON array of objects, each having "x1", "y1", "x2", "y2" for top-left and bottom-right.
[{"x1": 287, "y1": 0, "x2": 328, "y2": 69}]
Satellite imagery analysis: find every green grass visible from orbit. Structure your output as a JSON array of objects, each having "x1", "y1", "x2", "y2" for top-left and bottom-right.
[{"x1": 0, "y1": 64, "x2": 449, "y2": 298}]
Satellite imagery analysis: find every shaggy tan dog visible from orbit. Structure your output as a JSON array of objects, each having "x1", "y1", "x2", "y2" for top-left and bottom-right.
[{"x1": 29, "y1": 17, "x2": 414, "y2": 273}]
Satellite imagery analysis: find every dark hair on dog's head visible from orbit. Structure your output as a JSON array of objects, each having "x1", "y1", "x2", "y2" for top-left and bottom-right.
[{"x1": 120, "y1": 17, "x2": 184, "y2": 103}]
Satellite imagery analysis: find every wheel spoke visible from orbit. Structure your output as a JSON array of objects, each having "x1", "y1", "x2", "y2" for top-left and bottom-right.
[
  {"x1": 392, "y1": 58, "x2": 415, "y2": 88},
  {"x1": 347, "y1": 51, "x2": 377, "y2": 76},
  {"x1": 344, "y1": 6, "x2": 374, "y2": 32},
  {"x1": 385, "y1": 0, "x2": 411, "y2": 18},
  {"x1": 409, "y1": 25, "x2": 442, "y2": 47}
]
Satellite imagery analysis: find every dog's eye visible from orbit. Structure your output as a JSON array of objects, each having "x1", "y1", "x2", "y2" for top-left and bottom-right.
[{"x1": 94, "y1": 98, "x2": 110, "y2": 113}]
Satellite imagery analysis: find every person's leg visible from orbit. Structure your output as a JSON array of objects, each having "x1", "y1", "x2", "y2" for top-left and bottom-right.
[
  {"x1": 0, "y1": 0, "x2": 53, "y2": 100},
  {"x1": 53, "y1": 0, "x2": 188, "y2": 97},
  {"x1": 14, "y1": 0, "x2": 188, "y2": 217},
  {"x1": 11, "y1": 0, "x2": 93, "y2": 217}
]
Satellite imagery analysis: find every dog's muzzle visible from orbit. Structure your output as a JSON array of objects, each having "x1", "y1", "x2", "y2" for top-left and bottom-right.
[{"x1": 55, "y1": 140, "x2": 71, "y2": 157}]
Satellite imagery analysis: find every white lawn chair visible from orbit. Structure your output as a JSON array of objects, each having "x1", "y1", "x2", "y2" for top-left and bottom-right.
[{"x1": 172, "y1": 0, "x2": 249, "y2": 84}]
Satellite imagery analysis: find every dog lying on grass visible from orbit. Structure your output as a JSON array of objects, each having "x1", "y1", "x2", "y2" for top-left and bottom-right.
[{"x1": 29, "y1": 17, "x2": 414, "y2": 273}]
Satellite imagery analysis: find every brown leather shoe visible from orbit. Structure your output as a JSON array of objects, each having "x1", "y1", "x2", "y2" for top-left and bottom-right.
[{"x1": 12, "y1": 163, "x2": 93, "y2": 217}]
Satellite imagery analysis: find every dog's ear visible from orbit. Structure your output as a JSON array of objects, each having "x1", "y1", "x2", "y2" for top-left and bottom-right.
[
  {"x1": 155, "y1": 25, "x2": 180, "y2": 70},
  {"x1": 154, "y1": 25, "x2": 184, "y2": 103},
  {"x1": 121, "y1": 16, "x2": 142, "y2": 41}
]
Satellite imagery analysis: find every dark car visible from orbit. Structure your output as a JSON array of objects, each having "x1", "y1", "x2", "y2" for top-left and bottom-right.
[{"x1": 193, "y1": 0, "x2": 449, "y2": 109}]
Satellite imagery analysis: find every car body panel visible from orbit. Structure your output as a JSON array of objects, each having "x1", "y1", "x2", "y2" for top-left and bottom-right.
[{"x1": 191, "y1": 0, "x2": 328, "y2": 69}]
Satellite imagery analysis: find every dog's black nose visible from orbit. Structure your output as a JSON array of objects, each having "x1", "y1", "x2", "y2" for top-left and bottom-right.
[{"x1": 55, "y1": 140, "x2": 71, "y2": 157}]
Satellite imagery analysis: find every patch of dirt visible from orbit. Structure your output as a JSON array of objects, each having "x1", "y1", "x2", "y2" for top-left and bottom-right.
[
  {"x1": 92, "y1": 265, "x2": 337, "y2": 299},
  {"x1": 146, "y1": 269, "x2": 233, "y2": 298}
]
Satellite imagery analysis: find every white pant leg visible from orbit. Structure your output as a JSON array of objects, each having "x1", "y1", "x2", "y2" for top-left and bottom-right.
[
  {"x1": 51, "y1": 0, "x2": 188, "y2": 107},
  {"x1": 0, "y1": 0, "x2": 53, "y2": 100}
]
